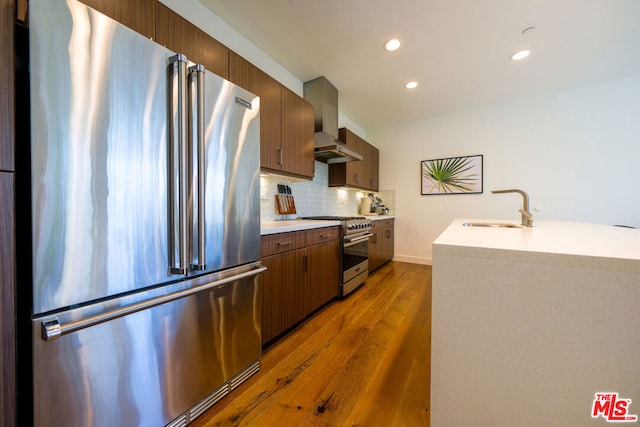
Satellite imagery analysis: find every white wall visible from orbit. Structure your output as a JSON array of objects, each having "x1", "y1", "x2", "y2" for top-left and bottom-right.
[{"x1": 370, "y1": 76, "x2": 640, "y2": 265}]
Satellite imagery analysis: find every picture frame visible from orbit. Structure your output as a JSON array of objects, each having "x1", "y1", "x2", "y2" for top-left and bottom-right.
[{"x1": 421, "y1": 154, "x2": 483, "y2": 195}]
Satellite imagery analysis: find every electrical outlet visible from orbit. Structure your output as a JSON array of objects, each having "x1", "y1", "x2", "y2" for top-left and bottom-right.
[{"x1": 260, "y1": 186, "x2": 269, "y2": 200}]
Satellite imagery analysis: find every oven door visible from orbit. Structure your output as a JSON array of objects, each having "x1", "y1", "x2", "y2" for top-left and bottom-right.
[{"x1": 342, "y1": 232, "x2": 373, "y2": 296}]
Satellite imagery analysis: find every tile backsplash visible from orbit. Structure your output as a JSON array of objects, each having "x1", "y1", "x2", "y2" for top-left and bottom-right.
[{"x1": 260, "y1": 161, "x2": 395, "y2": 221}]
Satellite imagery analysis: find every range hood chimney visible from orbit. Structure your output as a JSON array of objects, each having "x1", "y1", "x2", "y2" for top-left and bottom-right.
[{"x1": 303, "y1": 77, "x2": 362, "y2": 164}]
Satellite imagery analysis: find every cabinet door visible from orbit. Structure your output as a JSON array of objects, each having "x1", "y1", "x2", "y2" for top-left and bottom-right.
[
  {"x1": 369, "y1": 145, "x2": 379, "y2": 191},
  {"x1": 331, "y1": 128, "x2": 379, "y2": 190},
  {"x1": 343, "y1": 129, "x2": 366, "y2": 187},
  {"x1": 229, "y1": 53, "x2": 282, "y2": 171},
  {"x1": 305, "y1": 239, "x2": 340, "y2": 314},
  {"x1": 0, "y1": 173, "x2": 16, "y2": 427},
  {"x1": 281, "y1": 87, "x2": 315, "y2": 179},
  {"x1": 80, "y1": 0, "x2": 156, "y2": 40},
  {"x1": 0, "y1": 0, "x2": 13, "y2": 171},
  {"x1": 261, "y1": 248, "x2": 305, "y2": 345},
  {"x1": 155, "y1": 3, "x2": 229, "y2": 78},
  {"x1": 369, "y1": 228, "x2": 383, "y2": 272},
  {"x1": 382, "y1": 226, "x2": 394, "y2": 263}
]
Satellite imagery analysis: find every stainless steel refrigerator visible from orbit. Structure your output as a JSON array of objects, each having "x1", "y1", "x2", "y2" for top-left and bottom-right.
[{"x1": 28, "y1": 0, "x2": 264, "y2": 425}]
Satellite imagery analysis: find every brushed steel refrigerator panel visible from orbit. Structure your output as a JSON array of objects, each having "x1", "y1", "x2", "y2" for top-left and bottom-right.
[
  {"x1": 32, "y1": 269, "x2": 263, "y2": 427},
  {"x1": 29, "y1": 0, "x2": 176, "y2": 314},
  {"x1": 200, "y1": 72, "x2": 261, "y2": 273},
  {"x1": 29, "y1": 0, "x2": 261, "y2": 315}
]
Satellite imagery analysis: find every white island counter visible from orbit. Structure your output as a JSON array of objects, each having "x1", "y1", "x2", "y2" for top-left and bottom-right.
[{"x1": 431, "y1": 219, "x2": 640, "y2": 427}]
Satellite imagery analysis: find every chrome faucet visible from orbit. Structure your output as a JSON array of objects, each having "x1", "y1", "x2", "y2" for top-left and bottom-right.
[{"x1": 491, "y1": 189, "x2": 534, "y2": 227}]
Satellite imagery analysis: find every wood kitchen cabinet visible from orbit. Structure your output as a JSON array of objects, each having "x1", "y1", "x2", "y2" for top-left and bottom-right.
[
  {"x1": 0, "y1": 174, "x2": 16, "y2": 427},
  {"x1": 260, "y1": 226, "x2": 340, "y2": 346},
  {"x1": 329, "y1": 128, "x2": 379, "y2": 191},
  {"x1": 304, "y1": 227, "x2": 340, "y2": 314},
  {"x1": 155, "y1": 3, "x2": 229, "y2": 79},
  {"x1": 79, "y1": 0, "x2": 157, "y2": 40},
  {"x1": 229, "y1": 52, "x2": 282, "y2": 171},
  {"x1": 230, "y1": 52, "x2": 314, "y2": 179},
  {"x1": 281, "y1": 87, "x2": 315, "y2": 178},
  {"x1": 1, "y1": 0, "x2": 15, "y2": 424},
  {"x1": 369, "y1": 218, "x2": 394, "y2": 272}
]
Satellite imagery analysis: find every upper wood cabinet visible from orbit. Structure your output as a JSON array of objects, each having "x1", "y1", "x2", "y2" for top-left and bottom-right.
[
  {"x1": 329, "y1": 128, "x2": 379, "y2": 191},
  {"x1": 230, "y1": 52, "x2": 314, "y2": 179},
  {"x1": 155, "y1": 3, "x2": 229, "y2": 79},
  {"x1": 229, "y1": 52, "x2": 282, "y2": 171},
  {"x1": 281, "y1": 87, "x2": 315, "y2": 179},
  {"x1": 1, "y1": 0, "x2": 15, "y2": 172},
  {"x1": 79, "y1": 0, "x2": 156, "y2": 40}
]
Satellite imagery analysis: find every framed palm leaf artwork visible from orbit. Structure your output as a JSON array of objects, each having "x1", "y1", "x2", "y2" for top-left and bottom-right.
[{"x1": 421, "y1": 155, "x2": 483, "y2": 195}]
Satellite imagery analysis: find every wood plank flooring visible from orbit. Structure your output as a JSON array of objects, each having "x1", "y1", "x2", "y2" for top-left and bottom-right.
[{"x1": 191, "y1": 261, "x2": 432, "y2": 427}]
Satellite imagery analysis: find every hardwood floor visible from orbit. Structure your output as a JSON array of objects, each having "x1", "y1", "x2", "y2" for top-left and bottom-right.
[{"x1": 191, "y1": 261, "x2": 432, "y2": 427}]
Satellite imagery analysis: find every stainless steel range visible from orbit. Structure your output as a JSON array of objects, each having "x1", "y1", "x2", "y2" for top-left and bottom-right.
[{"x1": 303, "y1": 216, "x2": 373, "y2": 296}]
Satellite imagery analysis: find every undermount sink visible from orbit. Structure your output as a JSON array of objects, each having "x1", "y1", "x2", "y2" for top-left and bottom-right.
[{"x1": 462, "y1": 222, "x2": 524, "y2": 228}]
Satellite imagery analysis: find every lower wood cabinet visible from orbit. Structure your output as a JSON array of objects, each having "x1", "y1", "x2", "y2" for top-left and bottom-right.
[
  {"x1": 369, "y1": 218, "x2": 394, "y2": 272},
  {"x1": 0, "y1": 172, "x2": 16, "y2": 427},
  {"x1": 260, "y1": 226, "x2": 340, "y2": 345}
]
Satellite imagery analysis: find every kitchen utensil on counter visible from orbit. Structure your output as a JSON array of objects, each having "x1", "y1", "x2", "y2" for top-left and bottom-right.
[
  {"x1": 359, "y1": 193, "x2": 378, "y2": 215},
  {"x1": 276, "y1": 184, "x2": 297, "y2": 215}
]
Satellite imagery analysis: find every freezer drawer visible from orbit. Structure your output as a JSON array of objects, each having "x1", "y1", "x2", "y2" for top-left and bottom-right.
[{"x1": 32, "y1": 265, "x2": 264, "y2": 427}]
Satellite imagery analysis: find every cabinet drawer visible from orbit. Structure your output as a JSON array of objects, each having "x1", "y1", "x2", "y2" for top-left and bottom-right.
[
  {"x1": 305, "y1": 226, "x2": 340, "y2": 245},
  {"x1": 261, "y1": 231, "x2": 306, "y2": 257},
  {"x1": 371, "y1": 218, "x2": 394, "y2": 230}
]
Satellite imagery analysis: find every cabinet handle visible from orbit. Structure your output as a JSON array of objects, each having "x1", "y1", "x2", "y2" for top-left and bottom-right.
[
  {"x1": 386, "y1": 230, "x2": 391, "y2": 238},
  {"x1": 278, "y1": 148, "x2": 283, "y2": 165},
  {"x1": 319, "y1": 233, "x2": 330, "y2": 239},
  {"x1": 168, "y1": 54, "x2": 189, "y2": 275},
  {"x1": 354, "y1": 172, "x2": 359, "y2": 183},
  {"x1": 373, "y1": 234, "x2": 378, "y2": 244},
  {"x1": 276, "y1": 241, "x2": 292, "y2": 247},
  {"x1": 303, "y1": 255, "x2": 308, "y2": 272}
]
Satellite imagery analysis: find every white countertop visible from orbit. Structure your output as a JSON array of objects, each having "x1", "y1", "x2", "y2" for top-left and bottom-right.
[
  {"x1": 363, "y1": 215, "x2": 396, "y2": 221},
  {"x1": 261, "y1": 215, "x2": 395, "y2": 235},
  {"x1": 434, "y1": 218, "x2": 640, "y2": 261},
  {"x1": 260, "y1": 219, "x2": 340, "y2": 235}
]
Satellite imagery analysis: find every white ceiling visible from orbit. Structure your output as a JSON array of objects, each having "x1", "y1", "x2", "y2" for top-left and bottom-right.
[{"x1": 199, "y1": 0, "x2": 640, "y2": 129}]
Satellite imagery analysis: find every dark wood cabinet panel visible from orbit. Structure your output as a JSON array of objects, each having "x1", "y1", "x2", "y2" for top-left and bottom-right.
[
  {"x1": 0, "y1": 172, "x2": 16, "y2": 427},
  {"x1": 155, "y1": 3, "x2": 229, "y2": 79},
  {"x1": 79, "y1": 0, "x2": 156, "y2": 40},
  {"x1": 261, "y1": 226, "x2": 340, "y2": 346},
  {"x1": 281, "y1": 87, "x2": 315, "y2": 179},
  {"x1": 0, "y1": 0, "x2": 14, "y2": 172},
  {"x1": 230, "y1": 53, "x2": 314, "y2": 179},
  {"x1": 369, "y1": 219, "x2": 394, "y2": 272},
  {"x1": 306, "y1": 239, "x2": 339, "y2": 314},
  {"x1": 330, "y1": 128, "x2": 379, "y2": 191},
  {"x1": 229, "y1": 52, "x2": 282, "y2": 170},
  {"x1": 261, "y1": 248, "x2": 305, "y2": 345}
]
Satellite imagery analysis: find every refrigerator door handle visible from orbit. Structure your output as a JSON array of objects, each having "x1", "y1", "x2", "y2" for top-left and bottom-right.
[
  {"x1": 40, "y1": 265, "x2": 267, "y2": 341},
  {"x1": 189, "y1": 64, "x2": 206, "y2": 271},
  {"x1": 169, "y1": 54, "x2": 190, "y2": 275}
]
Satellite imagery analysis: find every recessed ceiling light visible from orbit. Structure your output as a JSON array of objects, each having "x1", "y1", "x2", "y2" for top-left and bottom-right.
[
  {"x1": 384, "y1": 38, "x2": 401, "y2": 52},
  {"x1": 509, "y1": 49, "x2": 531, "y2": 61},
  {"x1": 405, "y1": 81, "x2": 418, "y2": 89}
]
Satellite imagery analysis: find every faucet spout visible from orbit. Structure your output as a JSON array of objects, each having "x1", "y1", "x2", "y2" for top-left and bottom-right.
[{"x1": 491, "y1": 189, "x2": 534, "y2": 227}]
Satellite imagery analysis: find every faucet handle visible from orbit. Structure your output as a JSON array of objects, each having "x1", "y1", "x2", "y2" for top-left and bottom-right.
[{"x1": 519, "y1": 208, "x2": 533, "y2": 219}]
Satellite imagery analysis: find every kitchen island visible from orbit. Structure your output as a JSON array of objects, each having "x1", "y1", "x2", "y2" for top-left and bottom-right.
[{"x1": 431, "y1": 219, "x2": 640, "y2": 427}]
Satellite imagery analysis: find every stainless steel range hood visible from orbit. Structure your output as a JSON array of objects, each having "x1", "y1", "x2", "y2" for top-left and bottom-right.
[{"x1": 303, "y1": 77, "x2": 363, "y2": 164}]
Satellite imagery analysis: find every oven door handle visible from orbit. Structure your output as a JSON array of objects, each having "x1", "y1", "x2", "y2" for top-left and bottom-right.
[{"x1": 344, "y1": 232, "x2": 373, "y2": 247}]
